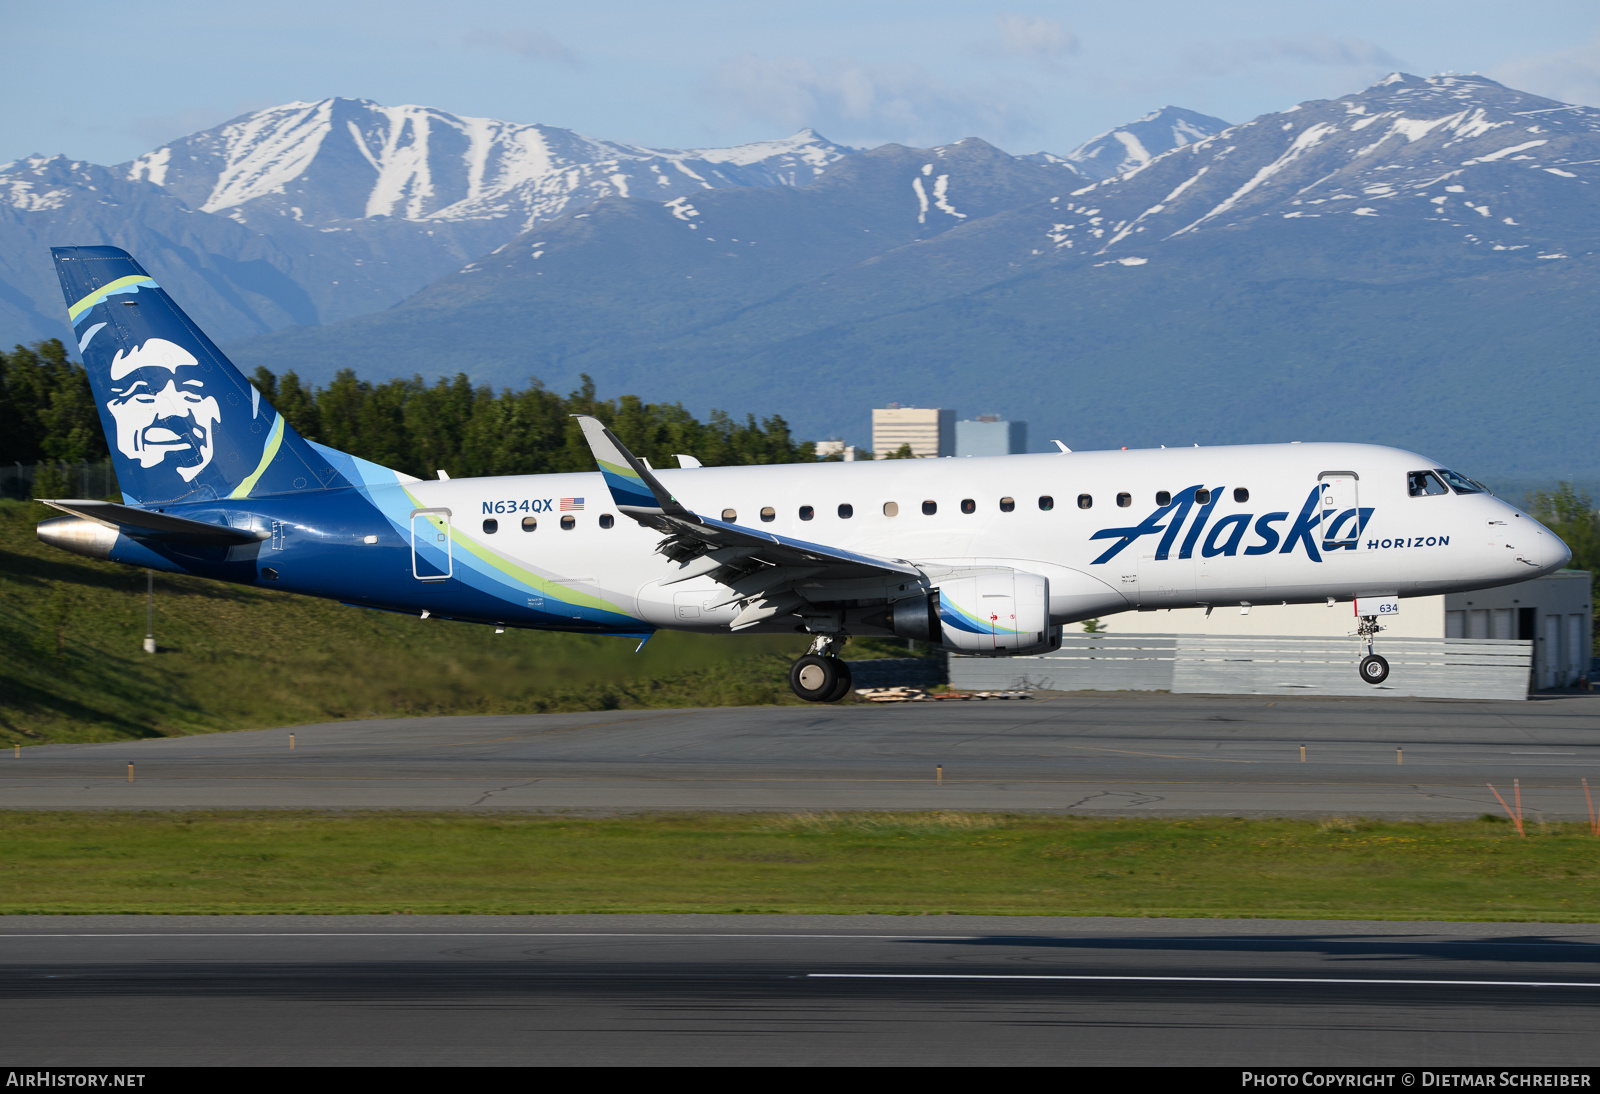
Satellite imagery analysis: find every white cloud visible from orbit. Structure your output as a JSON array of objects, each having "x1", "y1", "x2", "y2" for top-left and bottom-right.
[
  {"x1": 977, "y1": 14, "x2": 1078, "y2": 70},
  {"x1": 463, "y1": 28, "x2": 579, "y2": 67},
  {"x1": 1187, "y1": 35, "x2": 1405, "y2": 79},
  {"x1": 707, "y1": 54, "x2": 1030, "y2": 147},
  {"x1": 1493, "y1": 38, "x2": 1600, "y2": 107}
]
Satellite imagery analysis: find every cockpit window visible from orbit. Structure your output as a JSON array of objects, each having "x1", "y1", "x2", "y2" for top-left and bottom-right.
[
  {"x1": 1407, "y1": 470, "x2": 1449, "y2": 497},
  {"x1": 1435, "y1": 468, "x2": 1488, "y2": 495}
]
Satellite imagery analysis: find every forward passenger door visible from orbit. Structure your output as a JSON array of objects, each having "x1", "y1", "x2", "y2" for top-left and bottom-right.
[{"x1": 1318, "y1": 472, "x2": 1360, "y2": 550}]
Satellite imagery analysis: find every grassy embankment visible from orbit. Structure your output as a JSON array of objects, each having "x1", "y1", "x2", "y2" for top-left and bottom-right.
[
  {"x1": 0, "y1": 499, "x2": 869, "y2": 744},
  {"x1": 2, "y1": 812, "x2": 1597, "y2": 919}
]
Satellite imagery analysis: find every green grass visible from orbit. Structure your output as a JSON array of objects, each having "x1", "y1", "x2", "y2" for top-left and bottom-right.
[
  {"x1": 0, "y1": 499, "x2": 924, "y2": 745},
  {"x1": 4, "y1": 811, "x2": 1598, "y2": 920}
]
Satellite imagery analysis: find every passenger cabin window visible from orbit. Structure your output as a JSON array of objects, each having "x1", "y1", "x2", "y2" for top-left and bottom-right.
[
  {"x1": 1077, "y1": 494, "x2": 1092, "y2": 509},
  {"x1": 1233, "y1": 488, "x2": 1249, "y2": 503},
  {"x1": 599, "y1": 514, "x2": 615, "y2": 529},
  {"x1": 838, "y1": 503, "x2": 854, "y2": 519},
  {"x1": 521, "y1": 516, "x2": 537, "y2": 532},
  {"x1": 482, "y1": 518, "x2": 498, "y2": 534},
  {"x1": 960, "y1": 499, "x2": 976, "y2": 514},
  {"x1": 1038, "y1": 495, "x2": 1054, "y2": 511},
  {"x1": 883, "y1": 502, "x2": 899, "y2": 517},
  {"x1": 1156, "y1": 491, "x2": 1171, "y2": 506},
  {"x1": 1117, "y1": 493, "x2": 1132, "y2": 508},
  {"x1": 722, "y1": 509, "x2": 737, "y2": 522},
  {"x1": 922, "y1": 500, "x2": 938, "y2": 515},
  {"x1": 1196, "y1": 489, "x2": 1211, "y2": 504},
  {"x1": 760, "y1": 507, "x2": 776, "y2": 523},
  {"x1": 560, "y1": 515, "x2": 576, "y2": 530},
  {"x1": 799, "y1": 505, "x2": 814, "y2": 521},
  {"x1": 1436, "y1": 468, "x2": 1486, "y2": 495},
  {"x1": 999, "y1": 497, "x2": 1015, "y2": 512},
  {"x1": 1408, "y1": 471, "x2": 1449, "y2": 497}
]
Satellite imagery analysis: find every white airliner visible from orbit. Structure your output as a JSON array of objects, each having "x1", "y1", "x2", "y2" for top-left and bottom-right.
[{"x1": 39, "y1": 246, "x2": 1572, "y2": 702}]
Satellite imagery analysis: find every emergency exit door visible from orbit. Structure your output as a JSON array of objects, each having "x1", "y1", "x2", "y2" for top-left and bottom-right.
[
  {"x1": 1318, "y1": 472, "x2": 1360, "y2": 549},
  {"x1": 410, "y1": 508, "x2": 453, "y2": 581}
]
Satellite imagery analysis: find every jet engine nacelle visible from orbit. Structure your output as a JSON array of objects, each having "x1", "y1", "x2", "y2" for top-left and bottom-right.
[{"x1": 880, "y1": 569, "x2": 1058, "y2": 657}]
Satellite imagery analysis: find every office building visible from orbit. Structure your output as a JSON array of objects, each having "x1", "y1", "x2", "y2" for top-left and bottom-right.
[
  {"x1": 956, "y1": 415, "x2": 1027, "y2": 456},
  {"x1": 872, "y1": 406, "x2": 953, "y2": 459}
]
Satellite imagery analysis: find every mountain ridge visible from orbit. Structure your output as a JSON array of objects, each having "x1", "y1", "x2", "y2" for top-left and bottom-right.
[
  {"x1": 221, "y1": 74, "x2": 1600, "y2": 480},
  {"x1": 0, "y1": 98, "x2": 1225, "y2": 347}
]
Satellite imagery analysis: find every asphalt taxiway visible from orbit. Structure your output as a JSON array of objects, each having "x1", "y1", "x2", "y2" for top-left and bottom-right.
[
  {"x1": 4, "y1": 914, "x2": 1597, "y2": 1066},
  {"x1": 4, "y1": 692, "x2": 1598, "y2": 817}
]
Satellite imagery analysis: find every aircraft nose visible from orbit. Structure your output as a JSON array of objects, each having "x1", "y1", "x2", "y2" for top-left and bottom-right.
[{"x1": 1543, "y1": 530, "x2": 1573, "y2": 572}]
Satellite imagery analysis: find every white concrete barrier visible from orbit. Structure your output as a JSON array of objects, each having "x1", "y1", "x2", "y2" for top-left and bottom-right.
[{"x1": 949, "y1": 634, "x2": 1532, "y2": 700}]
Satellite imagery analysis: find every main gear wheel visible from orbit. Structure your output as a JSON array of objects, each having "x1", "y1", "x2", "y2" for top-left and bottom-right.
[{"x1": 790, "y1": 654, "x2": 852, "y2": 702}]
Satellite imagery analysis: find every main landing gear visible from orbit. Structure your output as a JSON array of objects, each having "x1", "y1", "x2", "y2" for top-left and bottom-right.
[
  {"x1": 1356, "y1": 615, "x2": 1389, "y2": 685},
  {"x1": 790, "y1": 635, "x2": 853, "y2": 703}
]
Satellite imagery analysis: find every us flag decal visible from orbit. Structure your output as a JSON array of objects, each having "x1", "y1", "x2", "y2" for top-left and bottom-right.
[{"x1": 560, "y1": 498, "x2": 585, "y2": 511}]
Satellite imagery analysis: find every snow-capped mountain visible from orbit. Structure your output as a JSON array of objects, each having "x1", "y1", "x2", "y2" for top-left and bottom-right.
[
  {"x1": 0, "y1": 95, "x2": 1237, "y2": 349},
  {"x1": 0, "y1": 155, "x2": 340, "y2": 343},
  {"x1": 232, "y1": 135, "x2": 1070, "y2": 386},
  {"x1": 0, "y1": 101, "x2": 856, "y2": 345},
  {"x1": 125, "y1": 98, "x2": 850, "y2": 232},
  {"x1": 1032, "y1": 74, "x2": 1600, "y2": 262},
  {"x1": 1054, "y1": 106, "x2": 1231, "y2": 180},
  {"x1": 223, "y1": 74, "x2": 1600, "y2": 482}
]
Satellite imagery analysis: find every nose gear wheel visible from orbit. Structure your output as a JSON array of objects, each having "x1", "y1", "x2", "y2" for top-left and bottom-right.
[{"x1": 1355, "y1": 614, "x2": 1389, "y2": 684}]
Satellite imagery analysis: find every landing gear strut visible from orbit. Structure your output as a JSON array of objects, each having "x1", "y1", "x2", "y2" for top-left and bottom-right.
[
  {"x1": 1356, "y1": 615, "x2": 1389, "y2": 684},
  {"x1": 790, "y1": 635, "x2": 853, "y2": 703}
]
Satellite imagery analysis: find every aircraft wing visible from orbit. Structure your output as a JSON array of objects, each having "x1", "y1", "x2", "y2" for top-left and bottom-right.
[
  {"x1": 573, "y1": 415, "x2": 919, "y2": 581},
  {"x1": 681, "y1": 513, "x2": 921, "y2": 577},
  {"x1": 42, "y1": 499, "x2": 265, "y2": 545}
]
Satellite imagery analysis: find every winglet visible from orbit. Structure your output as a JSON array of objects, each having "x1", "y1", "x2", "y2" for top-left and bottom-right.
[{"x1": 573, "y1": 415, "x2": 693, "y2": 519}]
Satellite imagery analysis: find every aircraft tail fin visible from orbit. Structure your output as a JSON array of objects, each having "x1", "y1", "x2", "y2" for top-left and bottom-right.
[{"x1": 51, "y1": 246, "x2": 351, "y2": 505}]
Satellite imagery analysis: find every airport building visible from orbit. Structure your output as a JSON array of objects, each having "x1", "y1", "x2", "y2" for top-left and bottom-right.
[
  {"x1": 955, "y1": 415, "x2": 1027, "y2": 457},
  {"x1": 872, "y1": 406, "x2": 953, "y2": 459},
  {"x1": 949, "y1": 570, "x2": 1592, "y2": 700}
]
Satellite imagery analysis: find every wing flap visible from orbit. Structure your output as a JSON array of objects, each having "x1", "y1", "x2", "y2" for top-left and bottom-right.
[{"x1": 685, "y1": 515, "x2": 920, "y2": 578}]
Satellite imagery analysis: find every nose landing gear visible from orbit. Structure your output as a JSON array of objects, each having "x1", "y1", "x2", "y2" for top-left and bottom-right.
[
  {"x1": 1356, "y1": 615, "x2": 1389, "y2": 684},
  {"x1": 790, "y1": 635, "x2": 853, "y2": 703}
]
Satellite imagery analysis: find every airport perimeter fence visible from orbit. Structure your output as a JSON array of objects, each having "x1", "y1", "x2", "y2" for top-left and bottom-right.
[
  {"x1": 844, "y1": 656, "x2": 948, "y2": 689},
  {"x1": 950, "y1": 633, "x2": 1534, "y2": 700},
  {"x1": 0, "y1": 459, "x2": 119, "y2": 502}
]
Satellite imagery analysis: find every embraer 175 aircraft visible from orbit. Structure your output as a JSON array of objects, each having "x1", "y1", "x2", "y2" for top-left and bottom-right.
[{"x1": 38, "y1": 247, "x2": 1571, "y2": 701}]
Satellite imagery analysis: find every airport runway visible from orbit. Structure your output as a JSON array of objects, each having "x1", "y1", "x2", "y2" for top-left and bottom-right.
[
  {"x1": 3, "y1": 914, "x2": 1597, "y2": 1066},
  {"x1": 4, "y1": 692, "x2": 1599, "y2": 817}
]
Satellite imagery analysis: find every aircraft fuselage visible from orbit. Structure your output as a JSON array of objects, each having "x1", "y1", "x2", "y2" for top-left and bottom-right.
[{"x1": 42, "y1": 440, "x2": 1569, "y2": 640}]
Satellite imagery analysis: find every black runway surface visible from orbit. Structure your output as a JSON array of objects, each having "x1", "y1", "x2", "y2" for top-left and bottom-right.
[
  {"x1": 4, "y1": 915, "x2": 1599, "y2": 1066},
  {"x1": 4, "y1": 691, "x2": 1598, "y2": 816}
]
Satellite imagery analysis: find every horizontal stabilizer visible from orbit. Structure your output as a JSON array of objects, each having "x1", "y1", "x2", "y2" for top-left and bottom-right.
[{"x1": 41, "y1": 499, "x2": 264, "y2": 545}]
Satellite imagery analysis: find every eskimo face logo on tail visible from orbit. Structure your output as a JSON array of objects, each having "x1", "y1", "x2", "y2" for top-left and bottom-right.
[{"x1": 104, "y1": 339, "x2": 221, "y2": 482}]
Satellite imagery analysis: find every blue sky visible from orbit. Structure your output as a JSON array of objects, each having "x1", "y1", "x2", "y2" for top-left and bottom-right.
[{"x1": 7, "y1": 1, "x2": 1600, "y2": 164}]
